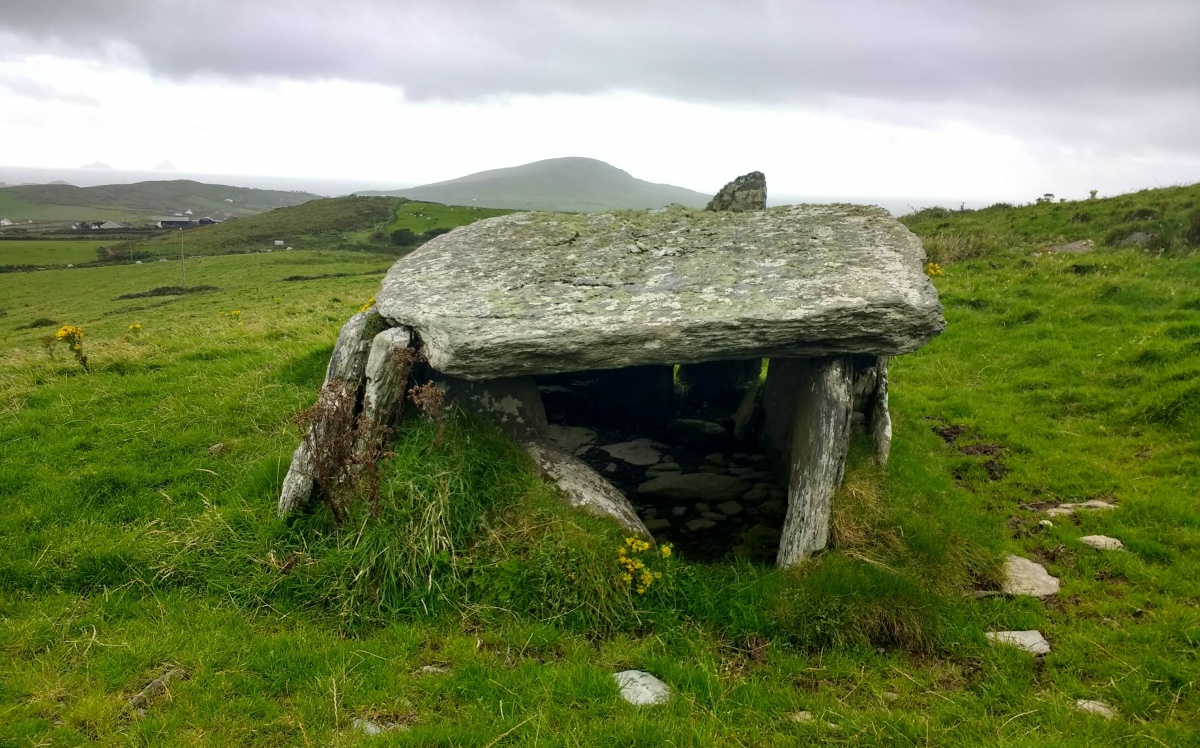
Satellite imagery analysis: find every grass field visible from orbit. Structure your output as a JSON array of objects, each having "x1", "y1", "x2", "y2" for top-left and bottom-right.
[
  {"x1": 1, "y1": 188, "x2": 1198, "y2": 745},
  {"x1": 386, "y1": 201, "x2": 512, "y2": 234},
  {"x1": 0, "y1": 240, "x2": 116, "y2": 268},
  {"x1": 0, "y1": 192, "x2": 132, "y2": 223}
]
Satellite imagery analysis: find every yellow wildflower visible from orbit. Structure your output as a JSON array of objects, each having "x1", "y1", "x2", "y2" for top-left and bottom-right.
[{"x1": 359, "y1": 295, "x2": 376, "y2": 313}]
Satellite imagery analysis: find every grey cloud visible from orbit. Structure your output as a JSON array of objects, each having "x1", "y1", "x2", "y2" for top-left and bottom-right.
[
  {"x1": 3, "y1": 0, "x2": 1199, "y2": 155},
  {"x1": 0, "y1": 75, "x2": 99, "y2": 106}
]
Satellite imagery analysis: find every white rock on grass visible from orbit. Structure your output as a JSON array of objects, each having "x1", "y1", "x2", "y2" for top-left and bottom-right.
[
  {"x1": 1045, "y1": 499, "x2": 1117, "y2": 518},
  {"x1": 1080, "y1": 535, "x2": 1124, "y2": 551},
  {"x1": 1002, "y1": 555, "x2": 1060, "y2": 598},
  {"x1": 352, "y1": 718, "x2": 408, "y2": 735},
  {"x1": 600, "y1": 439, "x2": 662, "y2": 466},
  {"x1": 986, "y1": 630, "x2": 1051, "y2": 655},
  {"x1": 613, "y1": 670, "x2": 671, "y2": 706},
  {"x1": 1074, "y1": 699, "x2": 1116, "y2": 719}
]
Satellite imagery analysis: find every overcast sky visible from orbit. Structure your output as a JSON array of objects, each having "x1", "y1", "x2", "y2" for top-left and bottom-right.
[{"x1": 1, "y1": 0, "x2": 1198, "y2": 201}]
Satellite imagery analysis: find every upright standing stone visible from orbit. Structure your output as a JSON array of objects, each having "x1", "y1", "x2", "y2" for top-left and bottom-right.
[
  {"x1": 278, "y1": 310, "x2": 378, "y2": 516},
  {"x1": 352, "y1": 327, "x2": 414, "y2": 462},
  {"x1": 436, "y1": 375, "x2": 549, "y2": 442},
  {"x1": 871, "y1": 357, "x2": 892, "y2": 464},
  {"x1": 775, "y1": 357, "x2": 854, "y2": 567},
  {"x1": 706, "y1": 171, "x2": 767, "y2": 212}
]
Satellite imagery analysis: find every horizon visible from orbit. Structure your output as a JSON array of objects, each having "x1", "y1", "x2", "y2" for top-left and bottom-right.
[{"x1": 0, "y1": 160, "x2": 1133, "y2": 218}]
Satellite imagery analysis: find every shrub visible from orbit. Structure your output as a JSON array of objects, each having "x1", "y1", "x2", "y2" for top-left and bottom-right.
[
  {"x1": 1184, "y1": 208, "x2": 1200, "y2": 246},
  {"x1": 390, "y1": 228, "x2": 417, "y2": 246}
]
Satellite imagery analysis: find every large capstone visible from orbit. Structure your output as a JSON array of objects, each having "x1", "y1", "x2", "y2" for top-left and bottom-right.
[{"x1": 375, "y1": 205, "x2": 943, "y2": 380}]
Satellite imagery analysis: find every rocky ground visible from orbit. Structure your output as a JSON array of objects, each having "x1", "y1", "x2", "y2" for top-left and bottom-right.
[{"x1": 541, "y1": 378, "x2": 791, "y2": 562}]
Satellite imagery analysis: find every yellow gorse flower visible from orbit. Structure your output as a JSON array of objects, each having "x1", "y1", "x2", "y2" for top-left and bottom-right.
[
  {"x1": 617, "y1": 536, "x2": 667, "y2": 595},
  {"x1": 925, "y1": 261, "x2": 944, "y2": 277},
  {"x1": 359, "y1": 295, "x2": 376, "y2": 313}
]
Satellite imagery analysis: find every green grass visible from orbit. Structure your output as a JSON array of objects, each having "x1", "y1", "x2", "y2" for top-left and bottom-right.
[
  {"x1": 902, "y1": 183, "x2": 1200, "y2": 262},
  {"x1": 1, "y1": 199, "x2": 1198, "y2": 744},
  {"x1": 385, "y1": 201, "x2": 512, "y2": 235},
  {"x1": 0, "y1": 240, "x2": 112, "y2": 267},
  {"x1": 0, "y1": 192, "x2": 131, "y2": 222},
  {"x1": 137, "y1": 196, "x2": 403, "y2": 255}
]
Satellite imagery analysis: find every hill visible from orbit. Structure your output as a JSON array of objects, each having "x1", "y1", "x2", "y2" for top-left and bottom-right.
[
  {"x1": 0, "y1": 179, "x2": 320, "y2": 222},
  {"x1": 901, "y1": 183, "x2": 1200, "y2": 262},
  {"x1": 136, "y1": 196, "x2": 511, "y2": 256},
  {"x1": 139, "y1": 195, "x2": 402, "y2": 251},
  {"x1": 363, "y1": 157, "x2": 711, "y2": 212}
]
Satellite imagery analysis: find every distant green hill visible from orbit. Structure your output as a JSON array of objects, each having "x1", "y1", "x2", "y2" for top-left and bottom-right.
[
  {"x1": 137, "y1": 196, "x2": 512, "y2": 255},
  {"x1": 362, "y1": 157, "x2": 711, "y2": 213},
  {"x1": 140, "y1": 196, "x2": 402, "y2": 251},
  {"x1": 901, "y1": 183, "x2": 1200, "y2": 263},
  {"x1": 0, "y1": 179, "x2": 320, "y2": 222}
]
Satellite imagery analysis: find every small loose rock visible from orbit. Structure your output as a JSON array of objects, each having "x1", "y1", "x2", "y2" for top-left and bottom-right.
[
  {"x1": 1001, "y1": 555, "x2": 1060, "y2": 598},
  {"x1": 1075, "y1": 699, "x2": 1115, "y2": 719},
  {"x1": 613, "y1": 670, "x2": 671, "y2": 706},
  {"x1": 1080, "y1": 535, "x2": 1124, "y2": 551},
  {"x1": 986, "y1": 630, "x2": 1051, "y2": 655}
]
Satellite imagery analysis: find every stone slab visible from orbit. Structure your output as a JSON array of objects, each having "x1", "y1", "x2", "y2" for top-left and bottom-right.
[
  {"x1": 376, "y1": 205, "x2": 944, "y2": 379},
  {"x1": 600, "y1": 439, "x2": 662, "y2": 466},
  {"x1": 637, "y1": 473, "x2": 750, "y2": 503},
  {"x1": 524, "y1": 441, "x2": 648, "y2": 537}
]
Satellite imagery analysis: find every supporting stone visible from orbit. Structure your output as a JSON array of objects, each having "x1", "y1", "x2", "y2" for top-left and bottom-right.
[
  {"x1": 870, "y1": 357, "x2": 892, "y2": 464},
  {"x1": 278, "y1": 309, "x2": 380, "y2": 516},
  {"x1": 352, "y1": 327, "x2": 415, "y2": 462},
  {"x1": 775, "y1": 356, "x2": 854, "y2": 568},
  {"x1": 436, "y1": 374, "x2": 549, "y2": 442},
  {"x1": 849, "y1": 355, "x2": 891, "y2": 465},
  {"x1": 524, "y1": 440, "x2": 650, "y2": 538}
]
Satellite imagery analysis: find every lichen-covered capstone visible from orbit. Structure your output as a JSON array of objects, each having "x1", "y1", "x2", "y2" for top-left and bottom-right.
[{"x1": 376, "y1": 205, "x2": 943, "y2": 380}]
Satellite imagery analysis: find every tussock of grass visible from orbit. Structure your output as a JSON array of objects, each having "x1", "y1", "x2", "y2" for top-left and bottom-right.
[{"x1": 115, "y1": 284, "x2": 220, "y2": 300}]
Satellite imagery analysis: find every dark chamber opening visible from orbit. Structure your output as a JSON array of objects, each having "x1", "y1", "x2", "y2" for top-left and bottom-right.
[{"x1": 535, "y1": 359, "x2": 790, "y2": 563}]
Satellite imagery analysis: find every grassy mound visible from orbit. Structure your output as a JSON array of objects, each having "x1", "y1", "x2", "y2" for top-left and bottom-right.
[
  {"x1": 902, "y1": 183, "x2": 1200, "y2": 262},
  {"x1": 1, "y1": 188, "x2": 1198, "y2": 743}
]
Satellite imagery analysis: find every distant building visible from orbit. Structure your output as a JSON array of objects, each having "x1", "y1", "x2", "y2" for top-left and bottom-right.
[
  {"x1": 72, "y1": 220, "x2": 131, "y2": 230},
  {"x1": 184, "y1": 209, "x2": 193, "y2": 215},
  {"x1": 274, "y1": 240, "x2": 284, "y2": 246},
  {"x1": 154, "y1": 216, "x2": 194, "y2": 229},
  {"x1": 0, "y1": 218, "x2": 12, "y2": 226}
]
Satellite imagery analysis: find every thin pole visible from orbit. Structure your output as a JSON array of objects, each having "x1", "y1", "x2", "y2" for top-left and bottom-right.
[{"x1": 180, "y1": 230, "x2": 186, "y2": 285}]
